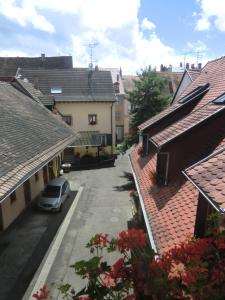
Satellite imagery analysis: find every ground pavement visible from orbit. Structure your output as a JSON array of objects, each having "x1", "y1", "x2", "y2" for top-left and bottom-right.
[{"x1": 24, "y1": 152, "x2": 133, "y2": 299}]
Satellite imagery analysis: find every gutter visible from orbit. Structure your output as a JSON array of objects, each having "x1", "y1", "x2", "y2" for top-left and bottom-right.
[
  {"x1": 128, "y1": 154, "x2": 158, "y2": 253},
  {"x1": 182, "y1": 170, "x2": 224, "y2": 214}
]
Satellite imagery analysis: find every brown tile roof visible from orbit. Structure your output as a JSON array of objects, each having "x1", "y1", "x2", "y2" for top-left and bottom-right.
[
  {"x1": 151, "y1": 102, "x2": 225, "y2": 147},
  {"x1": 129, "y1": 145, "x2": 198, "y2": 253},
  {"x1": 0, "y1": 82, "x2": 76, "y2": 202},
  {"x1": 184, "y1": 147, "x2": 225, "y2": 212},
  {"x1": 139, "y1": 56, "x2": 225, "y2": 133},
  {"x1": 138, "y1": 101, "x2": 189, "y2": 131}
]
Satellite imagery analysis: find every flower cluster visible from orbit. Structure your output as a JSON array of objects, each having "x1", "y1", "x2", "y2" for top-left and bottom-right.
[
  {"x1": 115, "y1": 228, "x2": 147, "y2": 251},
  {"x1": 32, "y1": 286, "x2": 49, "y2": 300},
  {"x1": 34, "y1": 229, "x2": 225, "y2": 300}
]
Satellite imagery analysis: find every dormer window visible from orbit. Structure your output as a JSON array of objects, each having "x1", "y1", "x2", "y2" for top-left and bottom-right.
[
  {"x1": 178, "y1": 83, "x2": 209, "y2": 104},
  {"x1": 51, "y1": 87, "x2": 62, "y2": 94},
  {"x1": 213, "y1": 92, "x2": 225, "y2": 104}
]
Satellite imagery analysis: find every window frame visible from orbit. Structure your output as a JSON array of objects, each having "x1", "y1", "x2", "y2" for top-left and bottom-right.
[
  {"x1": 88, "y1": 114, "x2": 97, "y2": 125},
  {"x1": 62, "y1": 115, "x2": 72, "y2": 126}
]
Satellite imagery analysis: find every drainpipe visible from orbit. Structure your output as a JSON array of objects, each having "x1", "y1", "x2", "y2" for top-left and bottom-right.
[{"x1": 111, "y1": 102, "x2": 113, "y2": 155}]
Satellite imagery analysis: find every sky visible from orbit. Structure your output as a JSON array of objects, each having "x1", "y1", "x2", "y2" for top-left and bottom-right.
[{"x1": 1, "y1": 0, "x2": 225, "y2": 74}]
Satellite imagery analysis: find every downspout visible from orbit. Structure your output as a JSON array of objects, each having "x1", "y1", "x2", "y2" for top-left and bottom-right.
[{"x1": 111, "y1": 102, "x2": 113, "y2": 155}]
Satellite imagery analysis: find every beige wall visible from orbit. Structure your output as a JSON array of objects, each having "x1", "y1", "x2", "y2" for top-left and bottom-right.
[
  {"x1": 30, "y1": 169, "x2": 45, "y2": 200},
  {"x1": 56, "y1": 101, "x2": 116, "y2": 152},
  {"x1": 56, "y1": 102, "x2": 114, "y2": 133},
  {"x1": 1, "y1": 185, "x2": 26, "y2": 230}
]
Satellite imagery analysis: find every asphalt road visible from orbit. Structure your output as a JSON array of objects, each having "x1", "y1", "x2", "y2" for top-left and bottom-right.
[
  {"x1": 44, "y1": 153, "x2": 133, "y2": 299},
  {"x1": 0, "y1": 189, "x2": 76, "y2": 300}
]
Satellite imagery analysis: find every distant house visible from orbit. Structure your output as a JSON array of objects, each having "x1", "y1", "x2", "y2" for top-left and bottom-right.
[
  {"x1": 129, "y1": 57, "x2": 225, "y2": 254},
  {"x1": 19, "y1": 68, "x2": 117, "y2": 164},
  {"x1": 0, "y1": 54, "x2": 73, "y2": 77},
  {"x1": 0, "y1": 81, "x2": 76, "y2": 230}
]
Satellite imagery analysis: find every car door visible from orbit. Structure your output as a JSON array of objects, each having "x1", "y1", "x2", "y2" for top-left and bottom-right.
[{"x1": 61, "y1": 182, "x2": 67, "y2": 203}]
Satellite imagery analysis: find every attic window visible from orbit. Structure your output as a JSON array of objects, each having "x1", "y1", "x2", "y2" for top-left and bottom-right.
[
  {"x1": 51, "y1": 87, "x2": 62, "y2": 94},
  {"x1": 213, "y1": 92, "x2": 225, "y2": 104},
  {"x1": 178, "y1": 83, "x2": 210, "y2": 104}
]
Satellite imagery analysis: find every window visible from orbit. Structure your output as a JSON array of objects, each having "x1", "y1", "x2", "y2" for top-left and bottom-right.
[
  {"x1": 50, "y1": 87, "x2": 62, "y2": 94},
  {"x1": 88, "y1": 114, "x2": 97, "y2": 125},
  {"x1": 10, "y1": 191, "x2": 16, "y2": 204},
  {"x1": 178, "y1": 83, "x2": 209, "y2": 104},
  {"x1": 213, "y1": 92, "x2": 225, "y2": 104},
  {"x1": 100, "y1": 134, "x2": 107, "y2": 146},
  {"x1": 115, "y1": 111, "x2": 121, "y2": 121},
  {"x1": 62, "y1": 115, "x2": 72, "y2": 126},
  {"x1": 35, "y1": 172, "x2": 39, "y2": 182}
]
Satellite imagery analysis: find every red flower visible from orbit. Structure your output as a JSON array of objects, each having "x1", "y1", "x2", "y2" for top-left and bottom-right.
[
  {"x1": 110, "y1": 258, "x2": 125, "y2": 279},
  {"x1": 32, "y1": 286, "x2": 49, "y2": 299},
  {"x1": 116, "y1": 229, "x2": 147, "y2": 251},
  {"x1": 102, "y1": 272, "x2": 116, "y2": 287},
  {"x1": 93, "y1": 233, "x2": 109, "y2": 247}
]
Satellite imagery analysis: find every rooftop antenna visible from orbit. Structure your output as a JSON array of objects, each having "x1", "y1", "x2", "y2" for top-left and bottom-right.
[{"x1": 88, "y1": 42, "x2": 98, "y2": 70}]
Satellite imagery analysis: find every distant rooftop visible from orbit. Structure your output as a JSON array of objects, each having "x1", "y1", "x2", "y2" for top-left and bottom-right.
[{"x1": 0, "y1": 54, "x2": 73, "y2": 77}]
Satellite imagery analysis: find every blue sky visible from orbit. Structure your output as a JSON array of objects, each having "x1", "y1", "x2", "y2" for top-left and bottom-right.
[{"x1": 0, "y1": 0, "x2": 225, "y2": 74}]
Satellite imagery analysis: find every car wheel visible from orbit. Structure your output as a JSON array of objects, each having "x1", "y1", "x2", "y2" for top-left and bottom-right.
[{"x1": 56, "y1": 205, "x2": 62, "y2": 213}]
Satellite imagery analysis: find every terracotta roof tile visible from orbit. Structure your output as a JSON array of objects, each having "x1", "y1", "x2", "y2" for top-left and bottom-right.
[
  {"x1": 130, "y1": 145, "x2": 198, "y2": 254},
  {"x1": 140, "y1": 57, "x2": 225, "y2": 143},
  {"x1": 151, "y1": 102, "x2": 225, "y2": 147},
  {"x1": 184, "y1": 147, "x2": 225, "y2": 212}
]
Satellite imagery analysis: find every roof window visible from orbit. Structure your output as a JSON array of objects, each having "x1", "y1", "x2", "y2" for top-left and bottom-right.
[
  {"x1": 178, "y1": 83, "x2": 209, "y2": 104},
  {"x1": 51, "y1": 87, "x2": 62, "y2": 94},
  {"x1": 213, "y1": 92, "x2": 225, "y2": 104}
]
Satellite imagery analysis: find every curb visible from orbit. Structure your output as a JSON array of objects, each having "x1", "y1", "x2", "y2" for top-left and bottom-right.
[{"x1": 23, "y1": 186, "x2": 84, "y2": 300}]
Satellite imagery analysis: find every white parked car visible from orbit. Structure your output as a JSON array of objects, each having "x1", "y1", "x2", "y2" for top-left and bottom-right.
[{"x1": 37, "y1": 178, "x2": 70, "y2": 212}]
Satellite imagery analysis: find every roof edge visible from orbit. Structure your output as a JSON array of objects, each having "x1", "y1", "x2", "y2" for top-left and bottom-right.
[
  {"x1": 0, "y1": 135, "x2": 76, "y2": 203},
  {"x1": 128, "y1": 152, "x2": 158, "y2": 253},
  {"x1": 154, "y1": 103, "x2": 225, "y2": 149},
  {"x1": 182, "y1": 170, "x2": 224, "y2": 214}
]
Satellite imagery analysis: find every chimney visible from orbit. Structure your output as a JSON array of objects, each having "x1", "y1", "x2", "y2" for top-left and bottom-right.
[
  {"x1": 119, "y1": 67, "x2": 122, "y2": 78},
  {"x1": 186, "y1": 63, "x2": 190, "y2": 70},
  {"x1": 191, "y1": 63, "x2": 195, "y2": 69},
  {"x1": 41, "y1": 53, "x2": 45, "y2": 60},
  {"x1": 160, "y1": 64, "x2": 164, "y2": 72},
  {"x1": 94, "y1": 65, "x2": 99, "y2": 71},
  {"x1": 198, "y1": 63, "x2": 202, "y2": 70},
  {"x1": 180, "y1": 62, "x2": 183, "y2": 68}
]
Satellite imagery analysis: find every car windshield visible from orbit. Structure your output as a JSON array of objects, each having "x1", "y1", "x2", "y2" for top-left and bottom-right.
[{"x1": 42, "y1": 185, "x2": 60, "y2": 198}]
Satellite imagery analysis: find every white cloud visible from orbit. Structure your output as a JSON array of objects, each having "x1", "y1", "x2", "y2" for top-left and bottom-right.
[
  {"x1": 0, "y1": 0, "x2": 55, "y2": 33},
  {"x1": 196, "y1": 0, "x2": 225, "y2": 31},
  {"x1": 0, "y1": 0, "x2": 207, "y2": 74},
  {"x1": 141, "y1": 18, "x2": 156, "y2": 31}
]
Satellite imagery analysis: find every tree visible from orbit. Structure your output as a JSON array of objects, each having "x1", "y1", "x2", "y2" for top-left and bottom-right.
[{"x1": 126, "y1": 66, "x2": 170, "y2": 141}]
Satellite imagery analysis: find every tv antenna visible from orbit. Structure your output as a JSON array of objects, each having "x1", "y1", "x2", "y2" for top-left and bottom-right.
[{"x1": 88, "y1": 42, "x2": 98, "y2": 70}]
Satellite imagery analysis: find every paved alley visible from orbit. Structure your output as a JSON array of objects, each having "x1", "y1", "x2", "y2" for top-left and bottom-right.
[{"x1": 25, "y1": 153, "x2": 133, "y2": 299}]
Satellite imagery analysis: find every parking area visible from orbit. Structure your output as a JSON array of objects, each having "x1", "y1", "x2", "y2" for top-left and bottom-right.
[{"x1": 0, "y1": 187, "x2": 77, "y2": 300}]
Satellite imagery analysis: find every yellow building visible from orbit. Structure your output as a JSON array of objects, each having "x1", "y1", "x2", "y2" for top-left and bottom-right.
[
  {"x1": 21, "y1": 68, "x2": 116, "y2": 167},
  {"x1": 0, "y1": 81, "x2": 76, "y2": 230}
]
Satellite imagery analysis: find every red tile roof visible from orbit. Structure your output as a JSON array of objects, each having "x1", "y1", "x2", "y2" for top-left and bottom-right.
[
  {"x1": 129, "y1": 145, "x2": 198, "y2": 254},
  {"x1": 139, "y1": 56, "x2": 225, "y2": 133},
  {"x1": 151, "y1": 102, "x2": 225, "y2": 147},
  {"x1": 184, "y1": 147, "x2": 225, "y2": 212}
]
